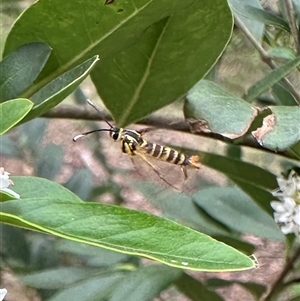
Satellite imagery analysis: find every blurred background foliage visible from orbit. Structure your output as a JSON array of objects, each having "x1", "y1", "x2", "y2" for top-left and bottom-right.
[{"x1": 1, "y1": 0, "x2": 300, "y2": 301}]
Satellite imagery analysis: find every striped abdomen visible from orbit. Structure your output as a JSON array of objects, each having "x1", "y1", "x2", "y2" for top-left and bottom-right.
[{"x1": 142, "y1": 142, "x2": 200, "y2": 169}]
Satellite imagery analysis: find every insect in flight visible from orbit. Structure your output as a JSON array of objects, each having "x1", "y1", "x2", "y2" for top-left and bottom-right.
[{"x1": 73, "y1": 100, "x2": 200, "y2": 187}]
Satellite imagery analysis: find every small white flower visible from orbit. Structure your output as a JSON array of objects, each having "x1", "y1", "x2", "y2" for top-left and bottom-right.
[
  {"x1": 271, "y1": 172, "x2": 300, "y2": 235},
  {"x1": 0, "y1": 167, "x2": 20, "y2": 199},
  {"x1": 271, "y1": 171, "x2": 300, "y2": 236},
  {"x1": 0, "y1": 288, "x2": 7, "y2": 301}
]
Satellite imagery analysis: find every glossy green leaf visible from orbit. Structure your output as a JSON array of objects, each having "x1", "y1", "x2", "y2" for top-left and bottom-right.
[
  {"x1": 22, "y1": 55, "x2": 99, "y2": 122},
  {"x1": 228, "y1": 0, "x2": 264, "y2": 41},
  {"x1": 185, "y1": 80, "x2": 258, "y2": 139},
  {"x1": 92, "y1": 1, "x2": 233, "y2": 126},
  {"x1": 245, "y1": 57, "x2": 300, "y2": 101},
  {"x1": 4, "y1": 1, "x2": 232, "y2": 124},
  {"x1": 0, "y1": 98, "x2": 33, "y2": 134},
  {"x1": 1, "y1": 177, "x2": 256, "y2": 271},
  {"x1": 136, "y1": 183, "x2": 230, "y2": 236},
  {"x1": 110, "y1": 265, "x2": 181, "y2": 301},
  {"x1": 176, "y1": 273, "x2": 224, "y2": 301},
  {"x1": 137, "y1": 184, "x2": 256, "y2": 254},
  {"x1": 0, "y1": 42, "x2": 51, "y2": 102},
  {"x1": 1, "y1": 198, "x2": 256, "y2": 271},
  {"x1": 252, "y1": 106, "x2": 300, "y2": 151},
  {"x1": 56, "y1": 240, "x2": 130, "y2": 267},
  {"x1": 10, "y1": 177, "x2": 82, "y2": 202},
  {"x1": 193, "y1": 187, "x2": 283, "y2": 240},
  {"x1": 4, "y1": 0, "x2": 194, "y2": 82}
]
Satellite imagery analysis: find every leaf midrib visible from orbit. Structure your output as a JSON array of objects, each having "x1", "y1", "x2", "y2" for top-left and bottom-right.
[{"x1": 20, "y1": 1, "x2": 153, "y2": 99}]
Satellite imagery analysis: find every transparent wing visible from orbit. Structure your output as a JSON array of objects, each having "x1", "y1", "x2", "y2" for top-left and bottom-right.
[{"x1": 130, "y1": 151, "x2": 199, "y2": 192}]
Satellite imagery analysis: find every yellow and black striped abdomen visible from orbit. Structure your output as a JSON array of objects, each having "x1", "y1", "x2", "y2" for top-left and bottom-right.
[{"x1": 142, "y1": 142, "x2": 200, "y2": 169}]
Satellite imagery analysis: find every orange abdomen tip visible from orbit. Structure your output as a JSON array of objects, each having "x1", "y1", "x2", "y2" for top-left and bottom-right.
[{"x1": 189, "y1": 155, "x2": 200, "y2": 169}]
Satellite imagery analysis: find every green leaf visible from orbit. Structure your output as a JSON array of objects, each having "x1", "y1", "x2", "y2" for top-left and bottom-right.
[
  {"x1": 10, "y1": 176, "x2": 82, "y2": 202},
  {"x1": 92, "y1": 1, "x2": 233, "y2": 126},
  {"x1": 0, "y1": 224, "x2": 30, "y2": 267},
  {"x1": 176, "y1": 273, "x2": 224, "y2": 301},
  {"x1": 0, "y1": 191, "x2": 16, "y2": 202},
  {"x1": 193, "y1": 187, "x2": 283, "y2": 240},
  {"x1": 185, "y1": 80, "x2": 258, "y2": 138},
  {"x1": 136, "y1": 183, "x2": 231, "y2": 236},
  {"x1": 47, "y1": 273, "x2": 124, "y2": 301},
  {"x1": 245, "y1": 57, "x2": 300, "y2": 101},
  {"x1": 198, "y1": 151, "x2": 278, "y2": 212},
  {"x1": 0, "y1": 42, "x2": 51, "y2": 102},
  {"x1": 288, "y1": 141, "x2": 300, "y2": 160},
  {"x1": 272, "y1": 83, "x2": 298, "y2": 106},
  {"x1": 1, "y1": 183, "x2": 256, "y2": 271},
  {"x1": 242, "y1": 5, "x2": 290, "y2": 31},
  {"x1": 22, "y1": 55, "x2": 99, "y2": 122},
  {"x1": 21, "y1": 267, "x2": 102, "y2": 289},
  {"x1": 4, "y1": 1, "x2": 232, "y2": 125},
  {"x1": 231, "y1": 180, "x2": 276, "y2": 214},
  {"x1": 0, "y1": 98, "x2": 33, "y2": 134},
  {"x1": 228, "y1": 0, "x2": 264, "y2": 41},
  {"x1": 110, "y1": 265, "x2": 181, "y2": 301},
  {"x1": 56, "y1": 240, "x2": 130, "y2": 267},
  {"x1": 252, "y1": 106, "x2": 300, "y2": 151},
  {"x1": 268, "y1": 47, "x2": 297, "y2": 60}
]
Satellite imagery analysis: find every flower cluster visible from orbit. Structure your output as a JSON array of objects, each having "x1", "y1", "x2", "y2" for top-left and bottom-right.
[
  {"x1": 271, "y1": 170, "x2": 300, "y2": 236},
  {"x1": 0, "y1": 288, "x2": 7, "y2": 301},
  {"x1": 0, "y1": 167, "x2": 20, "y2": 199}
]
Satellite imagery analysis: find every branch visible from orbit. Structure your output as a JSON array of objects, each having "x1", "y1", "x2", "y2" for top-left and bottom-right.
[
  {"x1": 234, "y1": 15, "x2": 300, "y2": 105},
  {"x1": 42, "y1": 104, "x2": 190, "y2": 132},
  {"x1": 42, "y1": 105, "x2": 277, "y2": 151}
]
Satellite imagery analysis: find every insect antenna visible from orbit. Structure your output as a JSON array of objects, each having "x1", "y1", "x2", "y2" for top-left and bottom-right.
[
  {"x1": 73, "y1": 99, "x2": 114, "y2": 142},
  {"x1": 86, "y1": 99, "x2": 113, "y2": 128},
  {"x1": 73, "y1": 129, "x2": 112, "y2": 142}
]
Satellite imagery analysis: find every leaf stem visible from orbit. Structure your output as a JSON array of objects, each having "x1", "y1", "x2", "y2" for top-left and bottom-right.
[{"x1": 234, "y1": 15, "x2": 300, "y2": 105}]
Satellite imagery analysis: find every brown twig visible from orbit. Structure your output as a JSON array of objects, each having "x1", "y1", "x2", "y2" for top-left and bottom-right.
[
  {"x1": 42, "y1": 104, "x2": 281, "y2": 152},
  {"x1": 42, "y1": 104, "x2": 190, "y2": 132},
  {"x1": 234, "y1": 15, "x2": 300, "y2": 105}
]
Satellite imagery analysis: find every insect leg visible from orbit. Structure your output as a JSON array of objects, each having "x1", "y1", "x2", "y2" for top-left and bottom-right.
[
  {"x1": 181, "y1": 166, "x2": 188, "y2": 180},
  {"x1": 134, "y1": 150, "x2": 178, "y2": 190}
]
